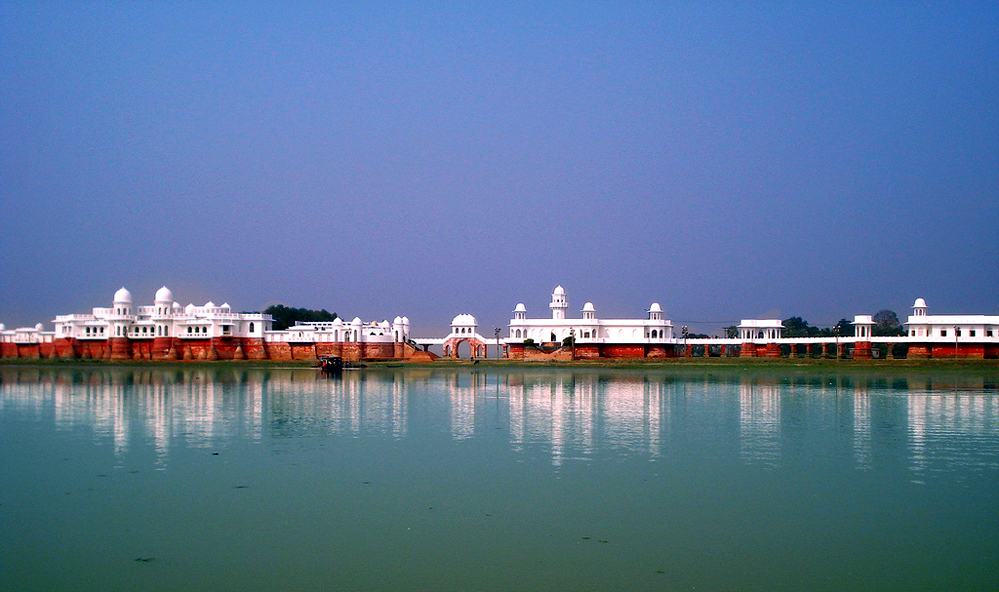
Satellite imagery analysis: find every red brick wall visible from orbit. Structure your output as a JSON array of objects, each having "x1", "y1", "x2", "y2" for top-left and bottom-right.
[{"x1": 600, "y1": 345, "x2": 646, "y2": 359}]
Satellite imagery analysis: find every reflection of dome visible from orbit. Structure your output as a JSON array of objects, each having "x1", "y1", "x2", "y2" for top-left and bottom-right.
[
  {"x1": 452, "y1": 314, "x2": 477, "y2": 326},
  {"x1": 649, "y1": 302, "x2": 663, "y2": 313},
  {"x1": 514, "y1": 303, "x2": 527, "y2": 312},
  {"x1": 155, "y1": 286, "x2": 173, "y2": 302},
  {"x1": 582, "y1": 302, "x2": 595, "y2": 312},
  {"x1": 113, "y1": 287, "x2": 132, "y2": 303},
  {"x1": 913, "y1": 298, "x2": 927, "y2": 308}
]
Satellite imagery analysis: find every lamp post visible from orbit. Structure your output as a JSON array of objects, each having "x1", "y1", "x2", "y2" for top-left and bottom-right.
[
  {"x1": 569, "y1": 327, "x2": 575, "y2": 361},
  {"x1": 682, "y1": 325, "x2": 688, "y2": 358},
  {"x1": 954, "y1": 325, "x2": 959, "y2": 359},
  {"x1": 494, "y1": 327, "x2": 501, "y2": 359}
]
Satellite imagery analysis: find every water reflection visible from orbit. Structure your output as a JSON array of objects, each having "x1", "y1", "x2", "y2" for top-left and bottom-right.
[{"x1": 2, "y1": 366, "x2": 998, "y2": 476}]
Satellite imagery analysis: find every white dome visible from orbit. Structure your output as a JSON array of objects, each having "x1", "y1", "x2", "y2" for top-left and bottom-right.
[
  {"x1": 34, "y1": 323, "x2": 44, "y2": 331},
  {"x1": 402, "y1": 316, "x2": 410, "y2": 325},
  {"x1": 185, "y1": 303, "x2": 195, "y2": 313},
  {"x1": 205, "y1": 301, "x2": 216, "y2": 308},
  {"x1": 154, "y1": 286, "x2": 173, "y2": 302},
  {"x1": 0, "y1": 324, "x2": 5, "y2": 331},
  {"x1": 582, "y1": 302, "x2": 595, "y2": 312},
  {"x1": 332, "y1": 317, "x2": 343, "y2": 325},
  {"x1": 351, "y1": 317, "x2": 363, "y2": 325},
  {"x1": 452, "y1": 314, "x2": 477, "y2": 326},
  {"x1": 113, "y1": 287, "x2": 132, "y2": 303},
  {"x1": 380, "y1": 320, "x2": 391, "y2": 329},
  {"x1": 514, "y1": 303, "x2": 527, "y2": 312},
  {"x1": 649, "y1": 302, "x2": 663, "y2": 313},
  {"x1": 913, "y1": 298, "x2": 927, "y2": 308},
  {"x1": 553, "y1": 285, "x2": 565, "y2": 295},
  {"x1": 393, "y1": 316, "x2": 403, "y2": 325}
]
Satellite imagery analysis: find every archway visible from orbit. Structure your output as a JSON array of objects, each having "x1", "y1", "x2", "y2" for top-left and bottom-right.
[{"x1": 443, "y1": 336, "x2": 487, "y2": 359}]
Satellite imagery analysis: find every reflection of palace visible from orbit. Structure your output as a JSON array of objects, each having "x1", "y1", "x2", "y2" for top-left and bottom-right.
[{"x1": 3, "y1": 369, "x2": 997, "y2": 471}]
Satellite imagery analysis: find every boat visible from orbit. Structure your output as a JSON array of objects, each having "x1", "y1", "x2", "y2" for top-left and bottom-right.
[{"x1": 318, "y1": 356, "x2": 344, "y2": 372}]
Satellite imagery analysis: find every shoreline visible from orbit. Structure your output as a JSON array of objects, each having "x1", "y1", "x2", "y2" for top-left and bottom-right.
[{"x1": 3, "y1": 356, "x2": 998, "y2": 373}]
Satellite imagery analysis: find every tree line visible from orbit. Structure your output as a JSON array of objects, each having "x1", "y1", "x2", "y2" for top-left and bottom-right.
[{"x1": 262, "y1": 304, "x2": 338, "y2": 331}]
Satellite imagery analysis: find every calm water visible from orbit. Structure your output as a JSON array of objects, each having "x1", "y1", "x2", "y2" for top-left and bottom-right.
[{"x1": 1, "y1": 365, "x2": 998, "y2": 592}]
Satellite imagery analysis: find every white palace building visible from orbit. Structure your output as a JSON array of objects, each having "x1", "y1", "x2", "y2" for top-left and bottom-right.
[
  {"x1": 505, "y1": 285, "x2": 676, "y2": 359},
  {"x1": 2, "y1": 285, "x2": 997, "y2": 361},
  {"x1": 0, "y1": 286, "x2": 415, "y2": 361}
]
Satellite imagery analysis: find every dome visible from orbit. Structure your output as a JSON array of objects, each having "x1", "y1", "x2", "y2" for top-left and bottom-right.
[
  {"x1": 393, "y1": 316, "x2": 403, "y2": 325},
  {"x1": 452, "y1": 314, "x2": 477, "y2": 326},
  {"x1": 205, "y1": 301, "x2": 216, "y2": 308},
  {"x1": 185, "y1": 303, "x2": 195, "y2": 314},
  {"x1": 913, "y1": 298, "x2": 927, "y2": 308},
  {"x1": 113, "y1": 287, "x2": 132, "y2": 303},
  {"x1": 582, "y1": 302, "x2": 595, "y2": 312},
  {"x1": 332, "y1": 317, "x2": 343, "y2": 325},
  {"x1": 648, "y1": 303, "x2": 663, "y2": 313},
  {"x1": 402, "y1": 316, "x2": 409, "y2": 325},
  {"x1": 380, "y1": 320, "x2": 391, "y2": 329},
  {"x1": 514, "y1": 303, "x2": 527, "y2": 312},
  {"x1": 351, "y1": 317, "x2": 363, "y2": 325},
  {"x1": 553, "y1": 285, "x2": 565, "y2": 295},
  {"x1": 34, "y1": 323, "x2": 44, "y2": 331},
  {"x1": 0, "y1": 324, "x2": 5, "y2": 331},
  {"x1": 154, "y1": 286, "x2": 173, "y2": 303}
]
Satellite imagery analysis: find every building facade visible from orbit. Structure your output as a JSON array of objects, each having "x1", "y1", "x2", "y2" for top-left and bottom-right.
[
  {"x1": 505, "y1": 285, "x2": 675, "y2": 360},
  {"x1": 904, "y1": 298, "x2": 999, "y2": 358},
  {"x1": 0, "y1": 286, "x2": 416, "y2": 361}
]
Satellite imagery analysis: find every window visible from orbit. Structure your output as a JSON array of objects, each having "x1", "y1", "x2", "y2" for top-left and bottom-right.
[
  {"x1": 988, "y1": 330, "x2": 994, "y2": 337},
  {"x1": 187, "y1": 327, "x2": 192, "y2": 334},
  {"x1": 956, "y1": 329, "x2": 962, "y2": 337},
  {"x1": 970, "y1": 330, "x2": 976, "y2": 337},
  {"x1": 940, "y1": 329, "x2": 947, "y2": 337},
  {"x1": 249, "y1": 322, "x2": 255, "y2": 333}
]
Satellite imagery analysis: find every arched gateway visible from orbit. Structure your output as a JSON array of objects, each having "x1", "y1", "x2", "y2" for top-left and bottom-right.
[{"x1": 442, "y1": 314, "x2": 489, "y2": 359}]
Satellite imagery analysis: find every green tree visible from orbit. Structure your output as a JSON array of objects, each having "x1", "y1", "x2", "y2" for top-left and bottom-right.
[
  {"x1": 833, "y1": 318, "x2": 855, "y2": 337},
  {"x1": 263, "y1": 304, "x2": 338, "y2": 331},
  {"x1": 782, "y1": 317, "x2": 812, "y2": 338},
  {"x1": 873, "y1": 309, "x2": 904, "y2": 336},
  {"x1": 723, "y1": 325, "x2": 738, "y2": 339}
]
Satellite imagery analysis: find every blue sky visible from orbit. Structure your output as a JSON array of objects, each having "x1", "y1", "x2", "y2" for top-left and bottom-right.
[{"x1": 2, "y1": 2, "x2": 997, "y2": 336}]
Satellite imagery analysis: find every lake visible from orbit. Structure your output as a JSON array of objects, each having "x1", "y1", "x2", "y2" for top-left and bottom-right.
[{"x1": 2, "y1": 364, "x2": 998, "y2": 591}]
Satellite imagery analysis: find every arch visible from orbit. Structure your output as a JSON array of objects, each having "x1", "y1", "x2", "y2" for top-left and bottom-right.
[{"x1": 249, "y1": 322, "x2": 255, "y2": 333}]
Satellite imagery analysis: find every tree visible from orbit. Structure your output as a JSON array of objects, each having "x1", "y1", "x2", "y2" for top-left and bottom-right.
[
  {"x1": 833, "y1": 318, "x2": 854, "y2": 337},
  {"x1": 263, "y1": 304, "x2": 338, "y2": 331},
  {"x1": 782, "y1": 317, "x2": 812, "y2": 338},
  {"x1": 723, "y1": 325, "x2": 738, "y2": 339},
  {"x1": 873, "y1": 309, "x2": 904, "y2": 337}
]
